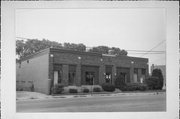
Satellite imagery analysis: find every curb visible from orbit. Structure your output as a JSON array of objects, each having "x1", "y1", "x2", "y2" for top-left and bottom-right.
[{"x1": 16, "y1": 91, "x2": 165, "y2": 101}]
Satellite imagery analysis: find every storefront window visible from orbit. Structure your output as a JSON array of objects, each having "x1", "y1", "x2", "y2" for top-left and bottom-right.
[
  {"x1": 85, "y1": 72, "x2": 94, "y2": 85},
  {"x1": 105, "y1": 66, "x2": 112, "y2": 84},
  {"x1": 105, "y1": 73, "x2": 112, "y2": 83},
  {"x1": 142, "y1": 69, "x2": 146, "y2": 75},
  {"x1": 68, "y1": 65, "x2": 76, "y2": 85}
]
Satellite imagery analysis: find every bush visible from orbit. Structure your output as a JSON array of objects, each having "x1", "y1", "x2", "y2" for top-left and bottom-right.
[
  {"x1": 93, "y1": 87, "x2": 101, "y2": 92},
  {"x1": 151, "y1": 69, "x2": 164, "y2": 90},
  {"x1": 83, "y1": 88, "x2": 89, "y2": 93},
  {"x1": 51, "y1": 84, "x2": 64, "y2": 94},
  {"x1": 146, "y1": 76, "x2": 159, "y2": 90},
  {"x1": 101, "y1": 83, "x2": 115, "y2": 92},
  {"x1": 124, "y1": 83, "x2": 148, "y2": 91},
  {"x1": 69, "y1": 88, "x2": 78, "y2": 93}
]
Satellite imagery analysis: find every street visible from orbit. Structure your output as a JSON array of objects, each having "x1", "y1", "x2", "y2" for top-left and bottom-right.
[{"x1": 16, "y1": 93, "x2": 166, "y2": 112}]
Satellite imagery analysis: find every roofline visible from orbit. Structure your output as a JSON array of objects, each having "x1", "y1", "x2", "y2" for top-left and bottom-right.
[
  {"x1": 50, "y1": 48, "x2": 102, "y2": 57},
  {"x1": 20, "y1": 48, "x2": 50, "y2": 61},
  {"x1": 19, "y1": 47, "x2": 148, "y2": 62}
]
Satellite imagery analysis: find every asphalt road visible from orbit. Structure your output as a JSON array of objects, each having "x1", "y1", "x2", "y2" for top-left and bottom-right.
[{"x1": 16, "y1": 93, "x2": 166, "y2": 112}]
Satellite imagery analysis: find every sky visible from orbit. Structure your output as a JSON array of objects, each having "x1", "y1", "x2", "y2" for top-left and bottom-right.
[{"x1": 16, "y1": 8, "x2": 166, "y2": 68}]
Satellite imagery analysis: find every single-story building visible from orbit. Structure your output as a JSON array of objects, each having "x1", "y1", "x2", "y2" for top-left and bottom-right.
[{"x1": 16, "y1": 48, "x2": 149, "y2": 94}]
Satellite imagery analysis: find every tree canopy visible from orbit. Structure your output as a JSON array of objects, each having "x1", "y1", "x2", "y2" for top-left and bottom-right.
[
  {"x1": 16, "y1": 39, "x2": 62, "y2": 59},
  {"x1": 146, "y1": 68, "x2": 164, "y2": 90},
  {"x1": 16, "y1": 38, "x2": 128, "y2": 59},
  {"x1": 88, "y1": 46, "x2": 128, "y2": 56},
  {"x1": 151, "y1": 69, "x2": 164, "y2": 90}
]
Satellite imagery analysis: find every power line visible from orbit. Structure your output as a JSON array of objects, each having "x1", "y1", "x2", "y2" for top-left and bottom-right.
[{"x1": 140, "y1": 40, "x2": 165, "y2": 57}]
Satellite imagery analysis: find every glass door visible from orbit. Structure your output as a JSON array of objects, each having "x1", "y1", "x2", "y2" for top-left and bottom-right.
[{"x1": 85, "y1": 72, "x2": 95, "y2": 85}]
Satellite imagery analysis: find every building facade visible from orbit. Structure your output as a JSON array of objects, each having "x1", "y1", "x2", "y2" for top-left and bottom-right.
[{"x1": 16, "y1": 48, "x2": 149, "y2": 94}]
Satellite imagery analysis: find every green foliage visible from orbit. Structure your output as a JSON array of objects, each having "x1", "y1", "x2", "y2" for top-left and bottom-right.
[
  {"x1": 51, "y1": 84, "x2": 64, "y2": 94},
  {"x1": 124, "y1": 83, "x2": 148, "y2": 91},
  {"x1": 151, "y1": 69, "x2": 164, "y2": 90},
  {"x1": 93, "y1": 87, "x2": 101, "y2": 92},
  {"x1": 146, "y1": 69, "x2": 164, "y2": 90},
  {"x1": 146, "y1": 76, "x2": 160, "y2": 90},
  {"x1": 64, "y1": 43, "x2": 86, "y2": 52},
  {"x1": 16, "y1": 39, "x2": 62, "y2": 58},
  {"x1": 89, "y1": 46, "x2": 109, "y2": 54},
  {"x1": 110, "y1": 47, "x2": 128, "y2": 56},
  {"x1": 101, "y1": 83, "x2": 115, "y2": 92},
  {"x1": 69, "y1": 88, "x2": 78, "y2": 93},
  {"x1": 89, "y1": 46, "x2": 128, "y2": 56},
  {"x1": 16, "y1": 39, "x2": 128, "y2": 59},
  {"x1": 83, "y1": 88, "x2": 89, "y2": 93}
]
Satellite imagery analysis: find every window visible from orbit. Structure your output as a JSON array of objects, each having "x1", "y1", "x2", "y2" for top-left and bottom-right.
[
  {"x1": 105, "y1": 73, "x2": 112, "y2": 83},
  {"x1": 58, "y1": 70, "x2": 62, "y2": 84},
  {"x1": 68, "y1": 72, "x2": 75, "y2": 85},
  {"x1": 142, "y1": 69, "x2": 146, "y2": 75},
  {"x1": 133, "y1": 68, "x2": 138, "y2": 83},
  {"x1": 85, "y1": 72, "x2": 95, "y2": 85},
  {"x1": 134, "y1": 68, "x2": 138, "y2": 74},
  {"x1": 105, "y1": 66, "x2": 112, "y2": 84},
  {"x1": 53, "y1": 64, "x2": 63, "y2": 84},
  {"x1": 120, "y1": 72, "x2": 127, "y2": 83},
  {"x1": 68, "y1": 65, "x2": 76, "y2": 85}
]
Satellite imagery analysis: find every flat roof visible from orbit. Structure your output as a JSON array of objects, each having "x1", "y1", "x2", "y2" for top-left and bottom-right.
[{"x1": 19, "y1": 47, "x2": 148, "y2": 62}]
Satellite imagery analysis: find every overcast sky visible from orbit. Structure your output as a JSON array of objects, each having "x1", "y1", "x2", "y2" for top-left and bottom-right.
[{"x1": 16, "y1": 8, "x2": 166, "y2": 67}]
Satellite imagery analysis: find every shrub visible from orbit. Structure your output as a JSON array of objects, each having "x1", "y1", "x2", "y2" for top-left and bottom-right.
[
  {"x1": 151, "y1": 69, "x2": 164, "y2": 90},
  {"x1": 93, "y1": 87, "x2": 101, "y2": 92},
  {"x1": 146, "y1": 76, "x2": 159, "y2": 90},
  {"x1": 51, "y1": 84, "x2": 64, "y2": 94},
  {"x1": 69, "y1": 88, "x2": 78, "y2": 93},
  {"x1": 139, "y1": 85, "x2": 147, "y2": 91},
  {"x1": 125, "y1": 83, "x2": 148, "y2": 91},
  {"x1": 83, "y1": 88, "x2": 89, "y2": 93},
  {"x1": 101, "y1": 83, "x2": 115, "y2": 92}
]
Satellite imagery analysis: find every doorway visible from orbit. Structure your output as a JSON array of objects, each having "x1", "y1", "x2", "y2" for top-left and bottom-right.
[{"x1": 85, "y1": 72, "x2": 95, "y2": 85}]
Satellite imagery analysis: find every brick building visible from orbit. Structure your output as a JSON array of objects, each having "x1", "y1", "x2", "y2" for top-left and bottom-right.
[{"x1": 16, "y1": 48, "x2": 149, "y2": 94}]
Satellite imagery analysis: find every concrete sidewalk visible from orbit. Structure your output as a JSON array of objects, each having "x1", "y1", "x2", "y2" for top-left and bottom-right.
[{"x1": 16, "y1": 91, "x2": 165, "y2": 101}]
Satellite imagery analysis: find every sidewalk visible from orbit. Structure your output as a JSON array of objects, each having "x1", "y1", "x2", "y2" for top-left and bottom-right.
[{"x1": 16, "y1": 91, "x2": 165, "y2": 101}]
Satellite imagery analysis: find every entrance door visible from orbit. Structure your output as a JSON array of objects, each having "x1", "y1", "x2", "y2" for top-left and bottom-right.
[
  {"x1": 120, "y1": 72, "x2": 127, "y2": 83},
  {"x1": 133, "y1": 74, "x2": 138, "y2": 83},
  {"x1": 54, "y1": 71, "x2": 58, "y2": 85},
  {"x1": 85, "y1": 72, "x2": 95, "y2": 85}
]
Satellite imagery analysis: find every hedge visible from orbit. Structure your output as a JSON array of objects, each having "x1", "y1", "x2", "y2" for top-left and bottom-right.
[
  {"x1": 101, "y1": 83, "x2": 115, "y2": 92},
  {"x1": 93, "y1": 87, "x2": 101, "y2": 92},
  {"x1": 69, "y1": 88, "x2": 78, "y2": 93},
  {"x1": 83, "y1": 88, "x2": 89, "y2": 93}
]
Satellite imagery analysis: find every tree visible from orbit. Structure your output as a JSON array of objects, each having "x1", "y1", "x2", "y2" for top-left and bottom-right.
[
  {"x1": 63, "y1": 43, "x2": 86, "y2": 52},
  {"x1": 16, "y1": 40, "x2": 26, "y2": 59},
  {"x1": 89, "y1": 46, "x2": 109, "y2": 54},
  {"x1": 151, "y1": 69, "x2": 164, "y2": 90},
  {"x1": 16, "y1": 38, "x2": 127, "y2": 59},
  {"x1": 146, "y1": 69, "x2": 164, "y2": 90},
  {"x1": 16, "y1": 39, "x2": 62, "y2": 59},
  {"x1": 109, "y1": 47, "x2": 128, "y2": 56}
]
